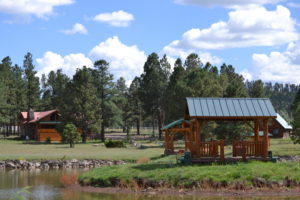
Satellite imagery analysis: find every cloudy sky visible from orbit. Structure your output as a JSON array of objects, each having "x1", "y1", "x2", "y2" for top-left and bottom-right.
[{"x1": 0, "y1": 0, "x2": 300, "y2": 83}]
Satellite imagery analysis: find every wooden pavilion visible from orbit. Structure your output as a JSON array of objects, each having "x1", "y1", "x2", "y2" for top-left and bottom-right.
[{"x1": 162, "y1": 98, "x2": 277, "y2": 162}]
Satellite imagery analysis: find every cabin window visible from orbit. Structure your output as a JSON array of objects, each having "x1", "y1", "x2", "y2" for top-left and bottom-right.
[
  {"x1": 273, "y1": 129, "x2": 279, "y2": 135},
  {"x1": 50, "y1": 113, "x2": 59, "y2": 121}
]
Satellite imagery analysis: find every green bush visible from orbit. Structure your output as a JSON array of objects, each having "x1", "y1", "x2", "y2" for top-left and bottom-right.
[{"x1": 105, "y1": 140, "x2": 126, "y2": 148}]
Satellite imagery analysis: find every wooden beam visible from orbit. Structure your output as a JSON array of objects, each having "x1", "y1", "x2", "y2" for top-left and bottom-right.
[
  {"x1": 263, "y1": 119, "x2": 269, "y2": 158},
  {"x1": 167, "y1": 128, "x2": 191, "y2": 133},
  {"x1": 190, "y1": 116, "x2": 276, "y2": 120},
  {"x1": 254, "y1": 119, "x2": 259, "y2": 142}
]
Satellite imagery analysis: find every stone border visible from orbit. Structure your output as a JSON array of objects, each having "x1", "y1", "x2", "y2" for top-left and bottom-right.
[{"x1": 0, "y1": 159, "x2": 126, "y2": 170}]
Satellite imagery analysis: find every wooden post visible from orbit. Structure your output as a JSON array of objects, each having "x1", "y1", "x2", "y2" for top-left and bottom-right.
[
  {"x1": 220, "y1": 140, "x2": 225, "y2": 161},
  {"x1": 254, "y1": 120, "x2": 259, "y2": 142},
  {"x1": 254, "y1": 119, "x2": 259, "y2": 157},
  {"x1": 263, "y1": 119, "x2": 269, "y2": 158},
  {"x1": 170, "y1": 133, "x2": 174, "y2": 153},
  {"x1": 242, "y1": 142, "x2": 246, "y2": 161},
  {"x1": 195, "y1": 119, "x2": 201, "y2": 157},
  {"x1": 164, "y1": 131, "x2": 169, "y2": 155}
]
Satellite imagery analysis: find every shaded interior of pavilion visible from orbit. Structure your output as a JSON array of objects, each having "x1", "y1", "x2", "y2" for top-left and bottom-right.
[{"x1": 162, "y1": 97, "x2": 277, "y2": 162}]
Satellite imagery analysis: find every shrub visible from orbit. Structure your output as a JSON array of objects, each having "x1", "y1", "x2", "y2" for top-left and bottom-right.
[
  {"x1": 105, "y1": 140, "x2": 126, "y2": 148},
  {"x1": 61, "y1": 123, "x2": 81, "y2": 148}
]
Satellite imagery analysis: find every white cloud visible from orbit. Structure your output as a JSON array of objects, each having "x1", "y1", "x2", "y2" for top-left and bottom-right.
[
  {"x1": 240, "y1": 69, "x2": 253, "y2": 81},
  {"x1": 61, "y1": 23, "x2": 88, "y2": 35},
  {"x1": 164, "y1": 6, "x2": 298, "y2": 51},
  {"x1": 93, "y1": 10, "x2": 134, "y2": 27},
  {"x1": 162, "y1": 45, "x2": 222, "y2": 65},
  {"x1": 249, "y1": 41, "x2": 300, "y2": 83},
  {"x1": 90, "y1": 36, "x2": 146, "y2": 81},
  {"x1": 36, "y1": 51, "x2": 93, "y2": 77},
  {"x1": 0, "y1": 0, "x2": 74, "y2": 19},
  {"x1": 174, "y1": 0, "x2": 282, "y2": 8}
]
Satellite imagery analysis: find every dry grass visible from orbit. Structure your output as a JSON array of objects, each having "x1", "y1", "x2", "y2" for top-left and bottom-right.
[
  {"x1": 136, "y1": 157, "x2": 150, "y2": 164},
  {"x1": 0, "y1": 138, "x2": 164, "y2": 161},
  {"x1": 60, "y1": 172, "x2": 79, "y2": 187},
  {"x1": 0, "y1": 137, "x2": 299, "y2": 161}
]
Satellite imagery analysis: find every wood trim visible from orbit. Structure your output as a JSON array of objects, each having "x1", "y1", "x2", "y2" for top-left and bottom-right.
[
  {"x1": 166, "y1": 128, "x2": 191, "y2": 133},
  {"x1": 189, "y1": 116, "x2": 276, "y2": 120}
]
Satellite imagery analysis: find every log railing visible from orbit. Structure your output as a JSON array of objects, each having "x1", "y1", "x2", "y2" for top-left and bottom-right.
[
  {"x1": 197, "y1": 140, "x2": 224, "y2": 160},
  {"x1": 233, "y1": 141, "x2": 265, "y2": 158}
]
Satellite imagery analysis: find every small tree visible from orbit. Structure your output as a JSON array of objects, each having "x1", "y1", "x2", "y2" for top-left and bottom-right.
[{"x1": 62, "y1": 123, "x2": 81, "y2": 148}]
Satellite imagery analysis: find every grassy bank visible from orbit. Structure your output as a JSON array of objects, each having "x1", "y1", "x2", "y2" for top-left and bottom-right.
[{"x1": 79, "y1": 160, "x2": 300, "y2": 189}]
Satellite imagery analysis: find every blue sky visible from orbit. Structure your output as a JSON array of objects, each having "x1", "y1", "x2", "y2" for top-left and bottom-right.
[{"x1": 0, "y1": 0, "x2": 300, "y2": 84}]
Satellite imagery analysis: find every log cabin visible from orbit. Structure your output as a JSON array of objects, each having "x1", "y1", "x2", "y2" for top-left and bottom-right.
[
  {"x1": 19, "y1": 109, "x2": 62, "y2": 142},
  {"x1": 267, "y1": 113, "x2": 292, "y2": 138}
]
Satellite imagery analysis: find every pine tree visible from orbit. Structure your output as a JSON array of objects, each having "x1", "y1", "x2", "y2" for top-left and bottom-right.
[
  {"x1": 63, "y1": 67, "x2": 101, "y2": 143},
  {"x1": 92, "y1": 60, "x2": 115, "y2": 142},
  {"x1": 140, "y1": 53, "x2": 168, "y2": 139},
  {"x1": 114, "y1": 77, "x2": 128, "y2": 132},
  {"x1": 23, "y1": 53, "x2": 40, "y2": 110},
  {"x1": 184, "y1": 53, "x2": 203, "y2": 70},
  {"x1": 164, "y1": 58, "x2": 187, "y2": 123},
  {"x1": 128, "y1": 77, "x2": 142, "y2": 135},
  {"x1": 291, "y1": 104, "x2": 300, "y2": 144},
  {"x1": 247, "y1": 80, "x2": 266, "y2": 98}
]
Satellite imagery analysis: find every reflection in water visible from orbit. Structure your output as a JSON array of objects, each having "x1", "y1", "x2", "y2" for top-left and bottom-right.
[{"x1": 0, "y1": 169, "x2": 299, "y2": 200}]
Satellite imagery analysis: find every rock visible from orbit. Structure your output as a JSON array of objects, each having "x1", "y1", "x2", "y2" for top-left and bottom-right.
[
  {"x1": 6, "y1": 162, "x2": 16, "y2": 169},
  {"x1": 34, "y1": 162, "x2": 41, "y2": 168},
  {"x1": 79, "y1": 160, "x2": 89, "y2": 168},
  {"x1": 41, "y1": 163, "x2": 49, "y2": 169},
  {"x1": 0, "y1": 159, "x2": 126, "y2": 171}
]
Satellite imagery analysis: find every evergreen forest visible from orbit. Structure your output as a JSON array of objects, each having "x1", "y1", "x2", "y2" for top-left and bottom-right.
[{"x1": 0, "y1": 52, "x2": 299, "y2": 142}]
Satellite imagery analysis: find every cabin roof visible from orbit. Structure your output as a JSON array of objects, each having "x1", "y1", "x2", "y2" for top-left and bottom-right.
[
  {"x1": 186, "y1": 97, "x2": 276, "y2": 119},
  {"x1": 161, "y1": 118, "x2": 190, "y2": 131},
  {"x1": 20, "y1": 110, "x2": 58, "y2": 123},
  {"x1": 275, "y1": 113, "x2": 292, "y2": 130}
]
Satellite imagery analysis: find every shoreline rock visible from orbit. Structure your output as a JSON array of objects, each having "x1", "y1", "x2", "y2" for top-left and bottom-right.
[{"x1": 0, "y1": 159, "x2": 126, "y2": 171}]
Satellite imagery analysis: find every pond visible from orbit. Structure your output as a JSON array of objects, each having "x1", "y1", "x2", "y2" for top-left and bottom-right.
[{"x1": 0, "y1": 169, "x2": 299, "y2": 200}]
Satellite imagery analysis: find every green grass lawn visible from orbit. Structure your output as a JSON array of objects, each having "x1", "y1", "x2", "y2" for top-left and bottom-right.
[
  {"x1": 0, "y1": 138, "x2": 164, "y2": 161},
  {"x1": 0, "y1": 137, "x2": 299, "y2": 161}
]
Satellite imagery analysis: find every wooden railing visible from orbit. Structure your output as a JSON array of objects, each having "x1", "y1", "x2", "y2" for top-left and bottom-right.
[
  {"x1": 233, "y1": 141, "x2": 265, "y2": 158},
  {"x1": 197, "y1": 140, "x2": 224, "y2": 160}
]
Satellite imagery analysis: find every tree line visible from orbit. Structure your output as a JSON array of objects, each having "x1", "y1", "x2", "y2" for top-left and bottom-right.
[{"x1": 0, "y1": 52, "x2": 299, "y2": 142}]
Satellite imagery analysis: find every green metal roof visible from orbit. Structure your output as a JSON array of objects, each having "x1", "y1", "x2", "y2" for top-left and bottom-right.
[
  {"x1": 161, "y1": 118, "x2": 190, "y2": 131},
  {"x1": 186, "y1": 98, "x2": 276, "y2": 118}
]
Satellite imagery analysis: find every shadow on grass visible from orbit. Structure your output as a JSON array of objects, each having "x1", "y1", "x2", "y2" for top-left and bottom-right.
[{"x1": 132, "y1": 163, "x2": 179, "y2": 171}]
